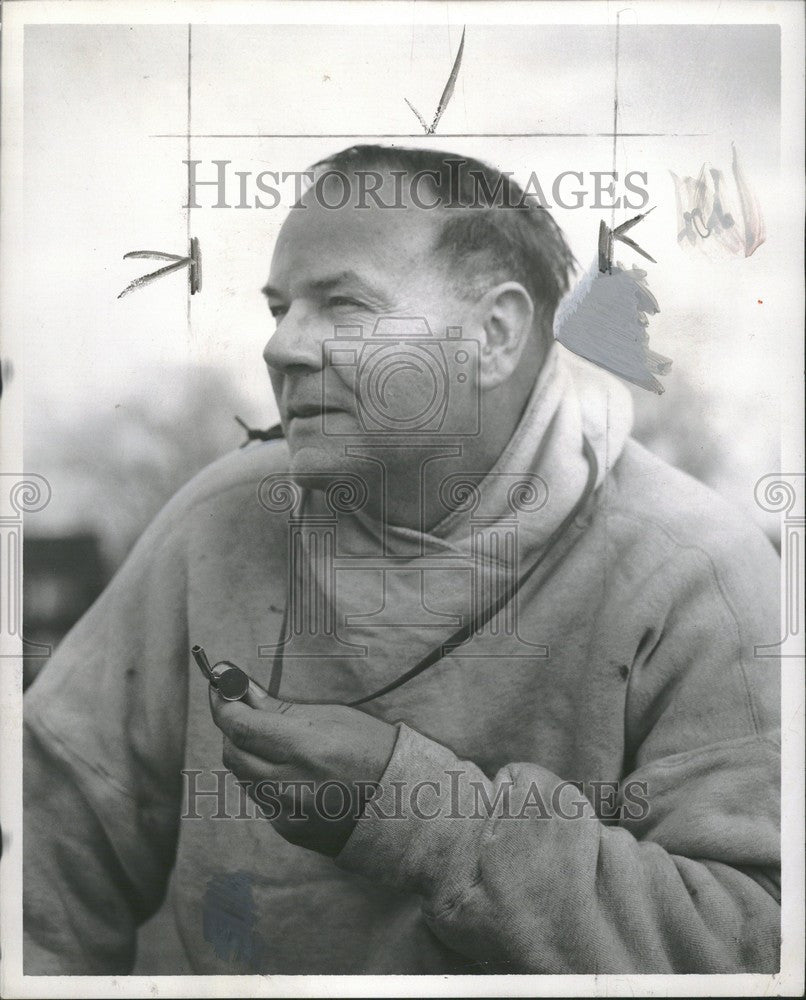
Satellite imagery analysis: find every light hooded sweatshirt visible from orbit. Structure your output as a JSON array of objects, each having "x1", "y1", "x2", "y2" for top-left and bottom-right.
[{"x1": 24, "y1": 346, "x2": 780, "y2": 975}]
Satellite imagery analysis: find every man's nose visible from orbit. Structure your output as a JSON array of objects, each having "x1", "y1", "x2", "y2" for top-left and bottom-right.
[{"x1": 262, "y1": 304, "x2": 324, "y2": 374}]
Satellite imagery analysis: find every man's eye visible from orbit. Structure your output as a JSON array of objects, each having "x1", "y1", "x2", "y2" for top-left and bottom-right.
[{"x1": 269, "y1": 305, "x2": 288, "y2": 319}]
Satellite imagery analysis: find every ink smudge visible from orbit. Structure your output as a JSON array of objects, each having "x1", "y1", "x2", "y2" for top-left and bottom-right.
[
  {"x1": 670, "y1": 143, "x2": 765, "y2": 258},
  {"x1": 202, "y1": 870, "x2": 267, "y2": 970}
]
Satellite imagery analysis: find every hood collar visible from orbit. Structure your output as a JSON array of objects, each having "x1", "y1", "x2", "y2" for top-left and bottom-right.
[{"x1": 344, "y1": 343, "x2": 633, "y2": 559}]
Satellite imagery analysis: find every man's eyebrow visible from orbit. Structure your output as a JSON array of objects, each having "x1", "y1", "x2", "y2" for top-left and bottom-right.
[{"x1": 261, "y1": 270, "x2": 391, "y2": 304}]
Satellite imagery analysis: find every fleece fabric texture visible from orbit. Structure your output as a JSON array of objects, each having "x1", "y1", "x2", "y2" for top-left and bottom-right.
[{"x1": 23, "y1": 346, "x2": 780, "y2": 975}]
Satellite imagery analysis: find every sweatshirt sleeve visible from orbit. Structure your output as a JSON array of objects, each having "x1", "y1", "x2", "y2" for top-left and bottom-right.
[
  {"x1": 334, "y1": 525, "x2": 781, "y2": 974},
  {"x1": 23, "y1": 498, "x2": 192, "y2": 974}
]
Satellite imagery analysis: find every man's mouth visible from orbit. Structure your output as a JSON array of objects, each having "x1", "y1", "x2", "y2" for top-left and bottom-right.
[
  {"x1": 286, "y1": 403, "x2": 346, "y2": 421},
  {"x1": 287, "y1": 404, "x2": 322, "y2": 420}
]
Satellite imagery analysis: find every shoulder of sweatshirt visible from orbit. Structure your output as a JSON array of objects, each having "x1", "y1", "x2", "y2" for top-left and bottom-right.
[
  {"x1": 91, "y1": 440, "x2": 294, "y2": 586},
  {"x1": 604, "y1": 437, "x2": 779, "y2": 578},
  {"x1": 141, "y1": 438, "x2": 292, "y2": 536},
  {"x1": 608, "y1": 440, "x2": 782, "y2": 760}
]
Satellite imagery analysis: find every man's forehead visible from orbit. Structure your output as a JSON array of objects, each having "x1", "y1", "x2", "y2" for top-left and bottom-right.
[
  {"x1": 270, "y1": 180, "x2": 441, "y2": 281},
  {"x1": 262, "y1": 267, "x2": 390, "y2": 303},
  {"x1": 292, "y1": 174, "x2": 440, "y2": 230}
]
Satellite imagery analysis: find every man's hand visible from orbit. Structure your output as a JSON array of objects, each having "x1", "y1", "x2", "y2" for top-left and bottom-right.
[{"x1": 209, "y1": 686, "x2": 398, "y2": 857}]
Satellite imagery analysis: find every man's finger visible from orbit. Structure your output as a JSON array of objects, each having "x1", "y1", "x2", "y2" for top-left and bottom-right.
[
  {"x1": 246, "y1": 682, "x2": 299, "y2": 716},
  {"x1": 246, "y1": 678, "x2": 271, "y2": 707},
  {"x1": 208, "y1": 687, "x2": 299, "y2": 760},
  {"x1": 221, "y1": 735, "x2": 293, "y2": 785}
]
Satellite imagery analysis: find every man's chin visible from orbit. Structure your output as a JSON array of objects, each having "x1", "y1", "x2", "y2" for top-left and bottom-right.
[{"x1": 287, "y1": 442, "x2": 358, "y2": 489}]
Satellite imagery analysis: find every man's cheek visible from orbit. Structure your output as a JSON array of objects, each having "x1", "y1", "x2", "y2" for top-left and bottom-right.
[{"x1": 268, "y1": 371, "x2": 284, "y2": 407}]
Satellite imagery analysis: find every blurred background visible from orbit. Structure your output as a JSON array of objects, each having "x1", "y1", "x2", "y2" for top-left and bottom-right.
[{"x1": 17, "y1": 21, "x2": 783, "y2": 689}]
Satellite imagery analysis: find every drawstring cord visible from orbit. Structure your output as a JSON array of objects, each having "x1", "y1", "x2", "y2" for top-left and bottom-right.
[{"x1": 266, "y1": 436, "x2": 599, "y2": 707}]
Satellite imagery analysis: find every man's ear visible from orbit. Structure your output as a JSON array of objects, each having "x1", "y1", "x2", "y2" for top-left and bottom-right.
[{"x1": 475, "y1": 282, "x2": 536, "y2": 389}]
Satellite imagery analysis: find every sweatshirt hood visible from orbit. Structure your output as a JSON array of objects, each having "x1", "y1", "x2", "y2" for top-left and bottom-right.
[{"x1": 351, "y1": 342, "x2": 634, "y2": 562}]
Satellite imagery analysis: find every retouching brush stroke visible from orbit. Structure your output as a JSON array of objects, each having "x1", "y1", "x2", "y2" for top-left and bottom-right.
[{"x1": 405, "y1": 26, "x2": 466, "y2": 135}]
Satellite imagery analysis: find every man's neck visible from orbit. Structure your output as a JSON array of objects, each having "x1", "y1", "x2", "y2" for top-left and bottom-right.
[{"x1": 357, "y1": 391, "x2": 535, "y2": 535}]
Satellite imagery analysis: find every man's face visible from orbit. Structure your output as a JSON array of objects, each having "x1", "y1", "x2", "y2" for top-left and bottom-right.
[{"x1": 262, "y1": 178, "x2": 481, "y2": 487}]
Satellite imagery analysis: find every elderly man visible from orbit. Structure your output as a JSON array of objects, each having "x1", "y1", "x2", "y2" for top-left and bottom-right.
[{"x1": 24, "y1": 146, "x2": 780, "y2": 975}]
